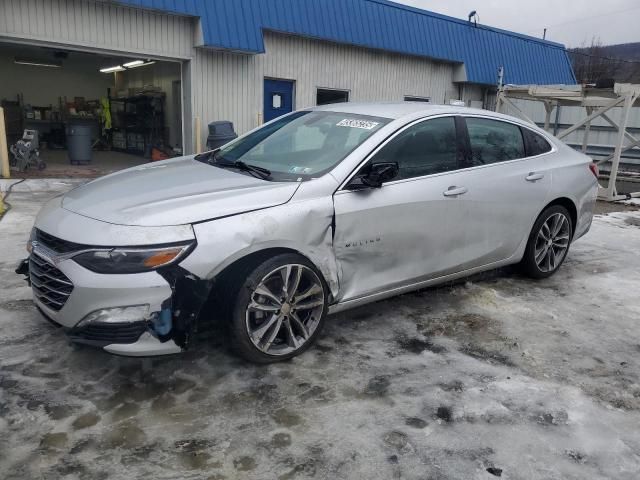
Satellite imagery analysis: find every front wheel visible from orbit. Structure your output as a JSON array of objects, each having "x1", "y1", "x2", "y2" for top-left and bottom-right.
[
  {"x1": 520, "y1": 205, "x2": 573, "y2": 279},
  {"x1": 229, "y1": 253, "x2": 328, "y2": 363}
]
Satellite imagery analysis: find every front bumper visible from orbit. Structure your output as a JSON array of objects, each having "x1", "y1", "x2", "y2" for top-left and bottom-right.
[
  {"x1": 17, "y1": 253, "x2": 185, "y2": 356},
  {"x1": 16, "y1": 196, "x2": 210, "y2": 357}
]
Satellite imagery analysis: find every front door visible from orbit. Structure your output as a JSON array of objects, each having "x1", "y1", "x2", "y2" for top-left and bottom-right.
[
  {"x1": 264, "y1": 79, "x2": 294, "y2": 122},
  {"x1": 333, "y1": 116, "x2": 474, "y2": 302}
]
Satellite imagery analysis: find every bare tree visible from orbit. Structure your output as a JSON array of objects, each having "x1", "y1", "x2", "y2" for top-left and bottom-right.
[{"x1": 569, "y1": 37, "x2": 623, "y2": 84}]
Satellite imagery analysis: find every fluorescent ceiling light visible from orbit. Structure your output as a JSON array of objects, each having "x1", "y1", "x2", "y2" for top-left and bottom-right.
[
  {"x1": 126, "y1": 61, "x2": 155, "y2": 69},
  {"x1": 99, "y1": 65, "x2": 125, "y2": 73},
  {"x1": 123, "y1": 60, "x2": 144, "y2": 68},
  {"x1": 14, "y1": 57, "x2": 62, "y2": 68}
]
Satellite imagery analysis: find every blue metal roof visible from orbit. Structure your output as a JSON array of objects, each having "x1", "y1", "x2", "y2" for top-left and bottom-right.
[{"x1": 115, "y1": 0, "x2": 576, "y2": 86}]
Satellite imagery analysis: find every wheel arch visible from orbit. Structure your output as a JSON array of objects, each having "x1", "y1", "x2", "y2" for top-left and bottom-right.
[
  {"x1": 212, "y1": 247, "x2": 336, "y2": 303},
  {"x1": 541, "y1": 197, "x2": 578, "y2": 237}
]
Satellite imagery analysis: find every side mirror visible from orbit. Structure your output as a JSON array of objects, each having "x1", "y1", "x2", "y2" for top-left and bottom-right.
[{"x1": 355, "y1": 162, "x2": 399, "y2": 189}]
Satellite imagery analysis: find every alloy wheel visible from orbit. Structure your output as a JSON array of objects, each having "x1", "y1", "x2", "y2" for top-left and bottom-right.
[
  {"x1": 245, "y1": 264, "x2": 325, "y2": 356},
  {"x1": 534, "y1": 212, "x2": 571, "y2": 273}
]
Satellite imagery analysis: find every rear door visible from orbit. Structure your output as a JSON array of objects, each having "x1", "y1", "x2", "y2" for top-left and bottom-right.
[{"x1": 455, "y1": 116, "x2": 553, "y2": 265}]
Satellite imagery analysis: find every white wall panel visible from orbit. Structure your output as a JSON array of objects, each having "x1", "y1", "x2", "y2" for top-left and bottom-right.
[
  {"x1": 191, "y1": 48, "x2": 260, "y2": 141},
  {"x1": 260, "y1": 32, "x2": 455, "y2": 110},
  {"x1": 1, "y1": 3, "x2": 477, "y2": 152},
  {"x1": 190, "y1": 31, "x2": 459, "y2": 142},
  {"x1": 0, "y1": 0, "x2": 194, "y2": 59}
]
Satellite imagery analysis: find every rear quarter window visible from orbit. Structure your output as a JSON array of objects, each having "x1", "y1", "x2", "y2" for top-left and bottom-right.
[{"x1": 521, "y1": 128, "x2": 553, "y2": 157}]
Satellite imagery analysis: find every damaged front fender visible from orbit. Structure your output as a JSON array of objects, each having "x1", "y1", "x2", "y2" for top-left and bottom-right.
[
  {"x1": 154, "y1": 265, "x2": 213, "y2": 349},
  {"x1": 179, "y1": 194, "x2": 340, "y2": 300}
]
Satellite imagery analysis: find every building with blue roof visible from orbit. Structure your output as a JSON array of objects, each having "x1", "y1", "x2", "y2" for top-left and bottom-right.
[{"x1": 0, "y1": 0, "x2": 575, "y2": 155}]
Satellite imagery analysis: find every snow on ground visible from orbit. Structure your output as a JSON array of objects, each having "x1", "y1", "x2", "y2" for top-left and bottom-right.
[{"x1": 1, "y1": 187, "x2": 640, "y2": 480}]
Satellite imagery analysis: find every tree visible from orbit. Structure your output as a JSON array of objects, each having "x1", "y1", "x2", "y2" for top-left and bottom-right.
[{"x1": 568, "y1": 38, "x2": 640, "y2": 84}]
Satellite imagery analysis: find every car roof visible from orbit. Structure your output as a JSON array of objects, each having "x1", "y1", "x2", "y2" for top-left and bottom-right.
[{"x1": 310, "y1": 102, "x2": 509, "y2": 122}]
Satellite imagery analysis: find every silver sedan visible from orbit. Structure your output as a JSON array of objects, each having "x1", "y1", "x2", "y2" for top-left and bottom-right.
[{"x1": 17, "y1": 103, "x2": 598, "y2": 362}]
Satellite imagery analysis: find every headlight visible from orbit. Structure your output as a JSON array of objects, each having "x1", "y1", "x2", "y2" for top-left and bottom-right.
[
  {"x1": 73, "y1": 242, "x2": 193, "y2": 274},
  {"x1": 26, "y1": 227, "x2": 36, "y2": 253}
]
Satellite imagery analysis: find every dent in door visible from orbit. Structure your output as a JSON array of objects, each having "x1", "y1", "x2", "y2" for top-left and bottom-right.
[{"x1": 333, "y1": 173, "x2": 469, "y2": 303}]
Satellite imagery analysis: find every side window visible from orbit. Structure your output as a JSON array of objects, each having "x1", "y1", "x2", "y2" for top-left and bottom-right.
[
  {"x1": 521, "y1": 128, "x2": 552, "y2": 157},
  {"x1": 466, "y1": 118, "x2": 525, "y2": 166},
  {"x1": 370, "y1": 117, "x2": 458, "y2": 180}
]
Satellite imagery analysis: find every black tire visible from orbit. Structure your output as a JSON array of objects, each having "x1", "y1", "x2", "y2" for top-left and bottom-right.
[
  {"x1": 520, "y1": 205, "x2": 573, "y2": 279},
  {"x1": 229, "y1": 253, "x2": 328, "y2": 363}
]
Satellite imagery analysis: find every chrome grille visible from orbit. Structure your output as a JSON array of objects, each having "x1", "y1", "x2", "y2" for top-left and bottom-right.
[
  {"x1": 35, "y1": 229, "x2": 88, "y2": 254},
  {"x1": 29, "y1": 254, "x2": 74, "y2": 311}
]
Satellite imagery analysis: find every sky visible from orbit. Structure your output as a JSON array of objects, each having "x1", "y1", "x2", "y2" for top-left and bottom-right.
[{"x1": 395, "y1": 0, "x2": 639, "y2": 47}]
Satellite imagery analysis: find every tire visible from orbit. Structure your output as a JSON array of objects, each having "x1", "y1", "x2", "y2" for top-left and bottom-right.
[
  {"x1": 520, "y1": 205, "x2": 573, "y2": 279},
  {"x1": 229, "y1": 253, "x2": 328, "y2": 363}
]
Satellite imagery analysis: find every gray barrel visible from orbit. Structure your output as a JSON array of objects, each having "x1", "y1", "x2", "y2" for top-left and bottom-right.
[
  {"x1": 206, "y1": 121, "x2": 237, "y2": 150},
  {"x1": 66, "y1": 124, "x2": 92, "y2": 164}
]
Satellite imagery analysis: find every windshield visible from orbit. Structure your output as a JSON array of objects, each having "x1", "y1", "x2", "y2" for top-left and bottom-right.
[{"x1": 211, "y1": 111, "x2": 391, "y2": 181}]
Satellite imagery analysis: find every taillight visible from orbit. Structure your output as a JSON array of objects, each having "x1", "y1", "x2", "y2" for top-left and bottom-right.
[{"x1": 589, "y1": 163, "x2": 599, "y2": 179}]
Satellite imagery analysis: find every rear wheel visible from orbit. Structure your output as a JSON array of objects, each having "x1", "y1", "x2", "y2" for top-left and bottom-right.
[
  {"x1": 521, "y1": 205, "x2": 573, "y2": 279},
  {"x1": 229, "y1": 253, "x2": 328, "y2": 363}
]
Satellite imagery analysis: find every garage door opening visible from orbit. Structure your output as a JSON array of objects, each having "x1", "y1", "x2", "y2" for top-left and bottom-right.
[
  {"x1": 316, "y1": 88, "x2": 349, "y2": 106},
  {"x1": 0, "y1": 43, "x2": 184, "y2": 178}
]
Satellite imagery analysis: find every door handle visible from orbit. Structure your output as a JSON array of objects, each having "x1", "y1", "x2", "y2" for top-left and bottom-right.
[
  {"x1": 525, "y1": 172, "x2": 544, "y2": 182},
  {"x1": 443, "y1": 186, "x2": 468, "y2": 197}
]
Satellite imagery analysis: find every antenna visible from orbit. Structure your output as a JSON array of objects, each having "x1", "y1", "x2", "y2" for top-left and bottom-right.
[{"x1": 468, "y1": 10, "x2": 479, "y2": 26}]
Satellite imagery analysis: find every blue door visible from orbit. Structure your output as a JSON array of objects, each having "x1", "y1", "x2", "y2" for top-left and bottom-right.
[{"x1": 264, "y1": 78, "x2": 294, "y2": 122}]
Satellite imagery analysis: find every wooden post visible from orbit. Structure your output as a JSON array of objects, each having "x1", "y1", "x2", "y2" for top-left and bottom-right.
[
  {"x1": 543, "y1": 102, "x2": 553, "y2": 132},
  {"x1": 582, "y1": 107, "x2": 593, "y2": 153},
  {"x1": 0, "y1": 107, "x2": 10, "y2": 179},
  {"x1": 195, "y1": 116, "x2": 202, "y2": 153},
  {"x1": 606, "y1": 93, "x2": 637, "y2": 200}
]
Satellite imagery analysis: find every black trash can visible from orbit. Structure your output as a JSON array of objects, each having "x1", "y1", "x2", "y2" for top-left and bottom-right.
[
  {"x1": 206, "y1": 121, "x2": 237, "y2": 150},
  {"x1": 66, "y1": 123, "x2": 92, "y2": 164}
]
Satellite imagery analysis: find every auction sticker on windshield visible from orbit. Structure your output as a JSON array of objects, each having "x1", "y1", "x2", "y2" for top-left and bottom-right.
[{"x1": 336, "y1": 119, "x2": 380, "y2": 130}]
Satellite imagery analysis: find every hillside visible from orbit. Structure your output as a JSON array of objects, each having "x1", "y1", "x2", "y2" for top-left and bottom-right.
[{"x1": 569, "y1": 42, "x2": 640, "y2": 83}]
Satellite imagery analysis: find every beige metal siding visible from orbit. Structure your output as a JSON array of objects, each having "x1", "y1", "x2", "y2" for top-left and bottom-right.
[
  {"x1": 191, "y1": 48, "x2": 260, "y2": 141},
  {"x1": 191, "y1": 31, "x2": 458, "y2": 141},
  {"x1": 1, "y1": 2, "x2": 467, "y2": 150},
  {"x1": 0, "y1": 0, "x2": 194, "y2": 59},
  {"x1": 260, "y1": 32, "x2": 455, "y2": 109}
]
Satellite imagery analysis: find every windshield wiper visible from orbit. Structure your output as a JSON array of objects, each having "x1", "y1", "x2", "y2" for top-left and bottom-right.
[
  {"x1": 195, "y1": 149, "x2": 271, "y2": 180},
  {"x1": 217, "y1": 160, "x2": 272, "y2": 180}
]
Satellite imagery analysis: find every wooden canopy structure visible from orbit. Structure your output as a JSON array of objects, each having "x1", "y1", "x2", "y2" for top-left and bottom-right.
[{"x1": 496, "y1": 83, "x2": 640, "y2": 201}]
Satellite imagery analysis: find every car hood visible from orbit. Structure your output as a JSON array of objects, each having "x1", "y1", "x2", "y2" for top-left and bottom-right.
[{"x1": 61, "y1": 156, "x2": 301, "y2": 226}]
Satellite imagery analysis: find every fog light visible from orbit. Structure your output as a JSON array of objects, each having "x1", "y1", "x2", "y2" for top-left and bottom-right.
[{"x1": 76, "y1": 305, "x2": 150, "y2": 328}]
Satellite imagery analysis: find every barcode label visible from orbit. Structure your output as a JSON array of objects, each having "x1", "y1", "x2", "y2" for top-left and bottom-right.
[{"x1": 336, "y1": 119, "x2": 380, "y2": 130}]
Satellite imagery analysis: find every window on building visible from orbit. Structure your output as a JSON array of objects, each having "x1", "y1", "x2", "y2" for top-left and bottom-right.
[
  {"x1": 317, "y1": 88, "x2": 349, "y2": 105},
  {"x1": 521, "y1": 127, "x2": 552, "y2": 157},
  {"x1": 404, "y1": 96, "x2": 431, "y2": 102},
  {"x1": 465, "y1": 117, "x2": 525, "y2": 166},
  {"x1": 370, "y1": 116, "x2": 458, "y2": 180}
]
